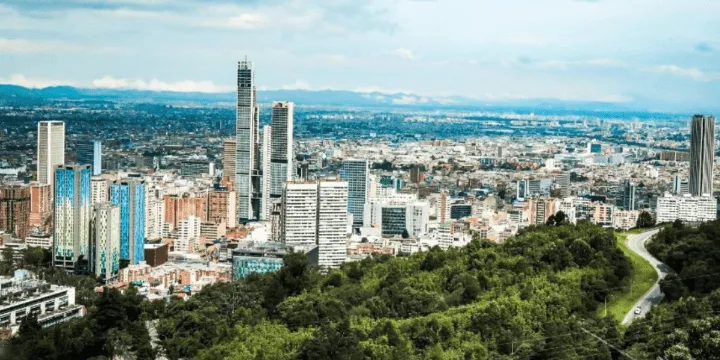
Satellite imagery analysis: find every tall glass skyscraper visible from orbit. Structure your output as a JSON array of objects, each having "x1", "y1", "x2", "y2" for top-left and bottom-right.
[
  {"x1": 77, "y1": 140, "x2": 102, "y2": 176},
  {"x1": 235, "y1": 59, "x2": 262, "y2": 222},
  {"x1": 270, "y1": 102, "x2": 295, "y2": 201},
  {"x1": 110, "y1": 179, "x2": 145, "y2": 264},
  {"x1": 340, "y1": 159, "x2": 369, "y2": 228},
  {"x1": 689, "y1": 115, "x2": 715, "y2": 196},
  {"x1": 53, "y1": 164, "x2": 91, "y2": 271}
]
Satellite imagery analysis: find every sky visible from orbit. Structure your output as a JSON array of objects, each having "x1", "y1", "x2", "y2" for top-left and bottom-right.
[{"x1": 1, "y1": 0, "x2": 720, "y2": 110}]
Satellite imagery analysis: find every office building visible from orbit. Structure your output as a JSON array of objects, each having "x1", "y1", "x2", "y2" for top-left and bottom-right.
[
  {"x1": 143, "y1": 243, "x2": 169, "y2": 267},
  {"x1": 163, "y1": 192, "x2": 208, "y2": 230},
  {"x1": 622, "y1": 181, "x2": 636, "y2": 211},
  {"x1": 0, "y1": 185, "x2": 31, "y2": 240},
  {"x1": 555, "y1": 173, "x2": 571, "y2": 198},
  {"x1": 235, "y1": 59, "x2": 263, "y2": 222},
  {"x1": 37, "y1": 121, "x2": 65, "y2": 187},
  {"x1": 689, "y1": 115, "x2": 715, "y2": 196},
  {"x1": 223, "y1": 139, "x2": 237, "y2": 184},
  {"x1": 260, "y1": 125, "x2": 272, "y2": 220},
  {"x1": 110, "y1": 179, "x2": 145, "y2": 265},
  {"x1": 656, "y1": 194, "x2": 717, "y2": 224},
  {"x1": 340, "y1": 159, "x2": 369, "y2": 229},
  {"x1": 364, "y1": 199, "x2": 430, "y2": 237},
  {"x1": 593, "y1": 203, "x2": 614, "y2": 227},
  {"x1": 77, "y1": 140, "x2": 102, "y2": 176},
  {"x1": 270, "y1": 102, "x2": 294, "y2": 200},
  {"x1": 29, "y1": 183, "x2": 52, "y2": 232},
  {"x1": 281, "y1": 180, "x2": 349, "y2": 269},
  {"x1": 0, "y1": 271, "x2": 85, "y2": 335},
  {"x1": 438, "y1": 222, "x2": 453, "y2": 250},
  {"x1": 672, "y1": 175, "x2": 690, "y2": 195},
  {"x1": 144, "y1": 185, "x2": 164, "y2": 241},
  {"x1": 91, "y1": 203, "x2": 120, "y2": 282},
  {"x1": 528, "y1": 198, "x2": 556, "y2": 225},
  {"x1": 614, "y1": 210, "x2": 640, "y2": 230},
  {"x1": 316, "y1": 180, "x2": 348, "y2": 268},
  {"x1": 450, "y1": 204, "x2": 472, "y2": 220},
  {"x1": 53, "y1": 164, "x2": 91, "y2": 271},
  {"x1": 410, "y1": 164, "x2": 425, "y2": 184},
  {"x1": 231, "y1": 241, "x2": 286, "y2": 280}
]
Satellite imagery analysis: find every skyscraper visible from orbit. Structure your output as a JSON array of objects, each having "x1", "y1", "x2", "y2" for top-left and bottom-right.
[
  {"x1": 53, "y1": 164, "x2": 91, "y2": 271},
  {"x1": 235, "y1": 59, "x2": 262, "y2": 222},
  {"x1": 0, "y1": 185, "x2": 31, "y2": 240},
  {"x1": 37, "y1": 121, "x2": 65, "y2": 187},
  {"x1": 91, "y1": 202, "x2": 120, "y2": 282},
  {"x1": 689, "y1": 115, "x2": 715, "y2": 196},
  {"x1": 622, "y1": 180, "x2": 636, "y2": 211},
  {"x1": 281, "y1": 182, "x2": 318, "y2": 247},
  {"x1": 77, "y1": 140, "x2": 102, "y2": 176},
  {"x1": 261, "y1": 125, "x2": 272, "y2": 220},
  {"x1": 270, "y1": 102, "x2": 294, "y2": 200},
  {"x1": 110, "y1": 179, "x2": 145, "y2": 265},
  {"x1": 340, "y1": 159, "x2": 369, "y2": 229},
  {"x1": 223, "y1": 139, "x2": 237, "y2": 184}
]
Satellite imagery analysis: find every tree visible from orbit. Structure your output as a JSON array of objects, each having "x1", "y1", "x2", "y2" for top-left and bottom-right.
[
  {"x1": 23, "y1": 247, "x2": 47, "y2": 268},
  {"x1": 554, "y1": 211, "x2": 567, "y2": 225},
  {"x1": 1, "y1": 247, "x2": 14, "y2": 274},
  {"x1": 401, "y1": 229, "x2": 410, "y2": 239},
  {"x1": 636, "y1": 211, "x2": 655, "y2": 228},
  {"x1": 297, "y1": 320, "x2": 363, "y2": 360}
]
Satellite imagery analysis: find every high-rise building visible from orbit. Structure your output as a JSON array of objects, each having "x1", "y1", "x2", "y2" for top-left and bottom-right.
[
  {"x1": 0, "y1": 185, "x2": 31, "y2": 240},
  {"x1": 554, "y1": 173, "x2": 571, "y2": 198},
  {"x1": 37, "y1": 121, "x2": 65, "y2": 187},
  {"x1": 77, "y1": 140, "x2": 102, "y2": 176},
  {"x1": 223, "y1": 139, "x2": 237, "y2": 184},
  {"x1": 91, "y1": 202, "x2": 120, "y2": 282},
  {"x1": 410, "y1": 164, "x2": 425, "y2": 184},
  {"x1": 235, "y1": 59, "x2": 262, "y2": 222},
  {"x1": 281, "y1": 182, "x2": 318, "y2": 247},
  {"x1": 110, "y1": 179, "x2": 145, "y2": 265},
  {"x1": 270, "y1": 102, "x2": 294, "y2": 200},
  {"x1": 689, "y1": 115, "x2": 715, "y2": 196},
  {"x1": 176, "y1": 216, "x2": 201, "y2": 253},
  {"x1": 316, "y1": 180, "x2": 348, "y2": 269},
  {"x1": 53, "y1": 164, "x2": 91, "y2": 271},
  {"x1": 209, "y1": 186, "x2": 237, "y2": 229},
  {"x1": 364, "y1": 200, "x2": 430, "y2": 237},
  {"x1": 672, "y1": 175, "x2": 690, "y2": 195},
  {"x1": 340, "y1": 159, "x2": 369, "y2": 229},
  {"x1": 29, "y1": 183, "x2": 52, "y2": 232},
  {"x1": 91, "y1": 177, "x2": 109, "y2": 205},
  {"x1": 622, "y1": 181, "x2": 636, "y2": 211},
  {"x1": 163, "y1": 192, "x2": 208, "y2": 230},
  {"x1": 281, "y1": 179, "x2": 349, "y2": 269},
  {"x1": 261, "y1": 125, "x2": 272, "y2": 220}
]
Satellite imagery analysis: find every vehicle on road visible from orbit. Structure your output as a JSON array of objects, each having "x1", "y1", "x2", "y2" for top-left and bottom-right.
[{"x1": 634, "y1": 307, "x2": 642, "y2": 315}]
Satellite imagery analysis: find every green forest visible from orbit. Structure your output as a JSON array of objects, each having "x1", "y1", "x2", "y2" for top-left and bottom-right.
[{"x1": 5, "y1": 220, "x2": 720, "y2": 359}]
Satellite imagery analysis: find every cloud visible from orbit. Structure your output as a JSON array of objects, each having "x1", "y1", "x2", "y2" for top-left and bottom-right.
[
  {"x1": 91, "y1": 76, "x2": 232, "y2": 92},
  {"x1": 0, "y1": 74, "x2": 77, "y2": 88},
  {"x1": 281, "y1": 81, "x2": 313, "y2": 90},
  {"x1": 695, "y1": 42, "x2": 713, "y2": 53},
  {"x1": 392, "y1": 95, "x2": 429, "y2": 105},
  {"x1": 395, "y1": 48, "x2": 415, "y2": 60},
  {"x1": 0, "y1": 37, "x2": 117, "y2": 54},
  {"x1": 645, "y1": 65, "x2": 720, "y2": 82}
]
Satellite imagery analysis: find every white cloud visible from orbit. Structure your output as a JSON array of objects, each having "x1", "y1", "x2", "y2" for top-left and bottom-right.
[
  {"x1": 91, "y1": 76, "x2": 232, "y2": 92},
  {"x1": 644, "y1": 65, "x2": 720, "y2": 81},
  {"x1": 281, "y1": 81, "x2": 313, "y2": 90},
  {"x1": 0, "y1": 74, "x2": 76, "y2": 88},
  {"x1": 0, "y1": 37, "x2": 118, "y2": 54},
  {"x1": 395, "y1": 48, "x2": 415, "y2": 60},
  {"x1": 392, "y1": 95, "x2": 429, "y2": 105}
]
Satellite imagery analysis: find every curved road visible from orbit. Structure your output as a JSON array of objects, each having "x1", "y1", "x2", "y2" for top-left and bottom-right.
[{"x1": 621, "y1": 229, "x2": 674, "y2": 325}]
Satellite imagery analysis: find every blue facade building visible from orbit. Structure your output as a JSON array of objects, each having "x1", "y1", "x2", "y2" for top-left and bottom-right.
[
  {"x1": 110, "y1": 179, "x2": 145, "y2": 265},
  {"x1": 76, "y1": 140, "x2": 102, "y2": 176},
  {"x1": 53, "y1": 164, "x2": 91, "y2": 271}
]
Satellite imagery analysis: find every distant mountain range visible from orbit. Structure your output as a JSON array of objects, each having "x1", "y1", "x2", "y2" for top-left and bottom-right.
[{"x1": 0, "y1": 84, "x2": 657, "y2": 113}]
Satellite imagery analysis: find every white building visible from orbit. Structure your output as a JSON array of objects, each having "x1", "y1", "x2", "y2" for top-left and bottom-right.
[
  {"x1": 281, "y1": 180, "x2": 350, "y2": 269},
  {"x1": 92, "y1": 203, "x2": 121, "y2": 282},
  {"x1": 176, "y1": 216, "x2": 201, "y2": 253},
  {"x1": 656, "y1": 194, "x2": 717, "y2": 224},
  {"x1": 25, "y1": 232, "x2": 53, "y2": 249},
  {"x1": 437, "y1": 222, "x2": 453, "y2": 250},
  {"x1": 317, "y1": 180, "x2": 348, "y2": 269},
  {"x1": 261, "y1": 125, "x2": 272, "y2": 220},
  {"x1": 0, "y1": 271, "x2": 84, "y2": 334},
  {"x1": 235, "y1": 60, "x2": 261, "y2": 221},
  {"x1": 363, "y1": 199, "x2": 430, "y2": 237},
  {"x1": 91, "y1": 177, "x2": 109, "y2": 205},
  {"x1": 37, "y1": 121, "x2": 65, "y2": 187},
  {"x1": 614, "y1": 210, "x2": 640, "y2": 230}
]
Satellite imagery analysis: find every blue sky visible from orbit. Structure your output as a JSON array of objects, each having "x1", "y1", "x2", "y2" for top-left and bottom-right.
[{"x1": 1, "y1": 0, "x2": 720, "y2": 110}]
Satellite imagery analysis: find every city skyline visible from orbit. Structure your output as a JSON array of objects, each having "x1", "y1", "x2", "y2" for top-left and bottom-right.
[{"x1": 1, "y1": 0, "x2": 720, "y2": 110}]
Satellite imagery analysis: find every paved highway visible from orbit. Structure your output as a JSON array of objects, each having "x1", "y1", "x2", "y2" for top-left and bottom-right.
[{"x1": 621, "y1": 228, "x2": 674, "y2": 325}]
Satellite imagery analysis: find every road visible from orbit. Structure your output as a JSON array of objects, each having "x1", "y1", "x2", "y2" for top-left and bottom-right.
[{"x1": 621, "y1": 229, "x2": 674, "y2": 325}]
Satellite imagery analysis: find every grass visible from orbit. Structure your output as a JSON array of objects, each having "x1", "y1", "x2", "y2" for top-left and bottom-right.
[{"x1": 599, "y1": 230, "x2": 658, "y2": 323}]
